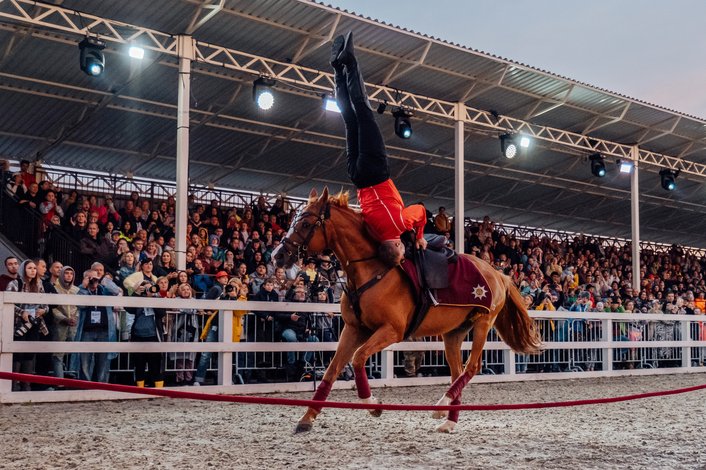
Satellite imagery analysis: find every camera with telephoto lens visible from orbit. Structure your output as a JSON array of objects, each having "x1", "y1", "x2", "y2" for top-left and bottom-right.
[
  {"x1": 225, "y1": 284, "x2": 236, "y2": 294},
  {"x1": 148, "y1": 284, "x2": 159, "y2": 294},
  {"x1": 14, "y1": 316, "x2": 40, "y2": 338}
]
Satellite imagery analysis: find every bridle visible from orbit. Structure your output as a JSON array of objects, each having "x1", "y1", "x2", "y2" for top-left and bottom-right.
[
  {"x1": 279, "y1": 199, "x2": 378, "y2": 265},
  {"x1": 279, "y1": 200, "x2": 331, "y2": 261},
  {"x1": 279, "y1": 198, "x2": 393, "y2": 322}
]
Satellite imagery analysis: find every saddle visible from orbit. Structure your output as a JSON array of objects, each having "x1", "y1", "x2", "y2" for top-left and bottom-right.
[{"x1": 401, "y1": 232, "x2": 456, "y2": 290}]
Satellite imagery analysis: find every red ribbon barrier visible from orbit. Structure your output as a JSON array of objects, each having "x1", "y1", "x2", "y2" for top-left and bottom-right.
[{"x1": 2, "y1": 371, "x2": 705, "y2": 411}]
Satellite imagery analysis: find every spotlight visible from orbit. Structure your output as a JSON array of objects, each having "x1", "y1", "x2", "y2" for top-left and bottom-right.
[
  {"x1": 393, "y1": 108, "x2": 412, "y2": 139},
  {"x1": 589, "y1": 153, "x2": 606, "y2": 177},
  {"x1": 128, "y1": 46, "x2": 145, "y2": 59},
  {"x1": 519, "y1": 136, "x2": 531, "y2": 148},
  {"x1": 78, "y1": 37, "x2": 106, "y2": 77},
  {"x1": 500, "y1": 134, "x2": 517, "y2": 159},
  {"x1": 323, "y1": 95, "x2": 340, "y2": 113},
  {"x1": 253, "y1": 77, "x2": 276, "y2": 110},
  {"x1": 619, "y1": 161, "x2": 633, "y2": 174},
  {"x1": 377, "y1": 101, "x2": 387, "y2": 114},
  {"x1": 659, "y1": 168, "x2": 678, "y2": 191}
]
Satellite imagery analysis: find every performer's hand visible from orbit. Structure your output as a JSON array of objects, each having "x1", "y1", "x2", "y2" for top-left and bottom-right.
[{"x1": 415, "y1": 238, "x2": 428, "y2": 250}]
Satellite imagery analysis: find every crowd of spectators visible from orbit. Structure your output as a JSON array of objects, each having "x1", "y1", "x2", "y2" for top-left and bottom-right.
[
  {"x1": 2, "y1": 160, "x2": 706, "y2": 388},
  {"x1": 2, "y1": 160, "x2": 344, "y2": 388}
]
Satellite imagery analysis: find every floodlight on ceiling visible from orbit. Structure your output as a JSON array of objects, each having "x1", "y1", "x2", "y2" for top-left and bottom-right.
[
  {"x1": 253, "y1": 77, "x2": 276, "y2": 110},
  {"x1": 128, "y1": 45, "x2": 145, "y2": 59},
  {"x1": 659, "y1": 168, "x2": 679, "y2": 191},
  {"x1": 78, "y1": 36, "x2": 106, "y2": 77},
  {"x1": 589, "y1": 153, "x2": 606, "y2": 177},
  {"x1": 323, "y1": 95, "x2": 341, "y2": 113},
  {"x1": 499, "y1": 134, "x2": 517, "y2": 159},
  {"x1": 619, "y1": 162, "x2": 633, "y2": 173},
  {"x1": 393, "y1": 108, "x2": 413, "y2": 139},
  {"x1": 519, "y1": 136, "x2": 531, "y2": 148}
]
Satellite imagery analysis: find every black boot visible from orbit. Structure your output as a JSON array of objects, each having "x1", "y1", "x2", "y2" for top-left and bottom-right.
[
  {"x1": 336, "y1": 32, "x2": 373, "y2": 112},
  {"x1": 330, "y1": 34, "x2": 345, "y2": 72},
  {"x1": 335, "y1": 31, "x2": 356, "y2": 68}
]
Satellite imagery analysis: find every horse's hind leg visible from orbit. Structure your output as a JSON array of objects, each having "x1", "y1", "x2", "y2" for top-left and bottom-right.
[
  {"x1": 351, "y1": 323, "x2": 402, "y2": 417},
  {"x1": 294, "y1": 325, "x2": 367, "y2": 434},
  {"x1": 435, "y1": 315, "x2": 494, "y2": 433},
  {"x1": 431, "y1": 328, "x2": 467, "y2": 420}
]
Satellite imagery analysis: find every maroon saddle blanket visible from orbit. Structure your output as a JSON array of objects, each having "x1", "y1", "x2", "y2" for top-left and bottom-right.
[{"x1": 399, "y1": 254, "x2": 493, "y2": 312}]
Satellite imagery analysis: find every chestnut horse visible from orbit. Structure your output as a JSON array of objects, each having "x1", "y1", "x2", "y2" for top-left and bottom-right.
[{"x1": 273, "y1": 188, "x2": 541, "y2": 433}]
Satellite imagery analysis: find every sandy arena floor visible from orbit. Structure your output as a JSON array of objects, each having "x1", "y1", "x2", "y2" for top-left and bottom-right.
[{"x1": 2, "y1": 374, "x2": 706, "y2": 469}]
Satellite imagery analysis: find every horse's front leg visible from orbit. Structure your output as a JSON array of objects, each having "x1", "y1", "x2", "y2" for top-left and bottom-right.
[
  {"x1": 294, "y1": 325, "x2": 366, "y2": 434},
  {"x1": 350, "y1": 323, "x2": 402, "y2": 418}
]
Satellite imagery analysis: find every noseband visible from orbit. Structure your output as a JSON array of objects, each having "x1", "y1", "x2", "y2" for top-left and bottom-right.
[{"x1": 280, "y1": 201, "x2": 331, "y2": 261}]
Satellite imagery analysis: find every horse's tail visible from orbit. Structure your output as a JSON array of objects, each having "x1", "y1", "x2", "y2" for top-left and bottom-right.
[{"x1": 493, "y1": 276, "x2": 542, "y2": 354}]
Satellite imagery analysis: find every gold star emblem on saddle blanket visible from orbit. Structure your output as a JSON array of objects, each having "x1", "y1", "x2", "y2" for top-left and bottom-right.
[{"x1": 472, "y1": 284, "x2": 488, "y2": 300}]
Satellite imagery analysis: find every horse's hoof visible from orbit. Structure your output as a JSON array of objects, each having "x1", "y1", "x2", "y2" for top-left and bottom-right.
[
  {"x1": 432, "y1": 395, "x2": 451, "y2": 420},
  {"x1": 436, "y1": 420, "x2": 456, "y2": 433},
  {"x1": 362, "y1": 396, "x2": 382, "y2": 417},
  {"x1": 293, "y1": 422, "x2": 313, "y2": 434}
]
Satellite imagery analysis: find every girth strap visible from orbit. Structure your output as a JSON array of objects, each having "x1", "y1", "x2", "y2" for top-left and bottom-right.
[{"x1": 346, "y1": 267, "x2": 392, "y2": 319}]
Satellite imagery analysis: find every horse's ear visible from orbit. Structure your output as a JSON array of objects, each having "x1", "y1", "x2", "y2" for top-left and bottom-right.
[
  {"x1": 319, "y1": 186, "x2": 329, "y2": 202},
  {"x1": 309, "y1": 188, "x2": 318, "y2": 200}
]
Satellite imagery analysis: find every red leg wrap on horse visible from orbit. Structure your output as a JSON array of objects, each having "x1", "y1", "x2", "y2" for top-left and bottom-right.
[
  {"x1": 311, "y1": 379, "x2": 333, "y2": 411},
  {"x1": 354, "y1": 366, "x2": 371, "y2": 399},
  {"x1": 447, "y1": 372, "x2": 472, "y2": 401},
  {"x1": 447, "y1": 397, "x2": 461, "y2": 423}
]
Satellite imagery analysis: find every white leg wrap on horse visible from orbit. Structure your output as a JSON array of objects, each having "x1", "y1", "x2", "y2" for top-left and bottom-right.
[
  {"x1": 436, "y1": 420, "x2": 456, "y2": 434},
  {"x1": 432, "y1": 395, "x2": 451, "y2": 420},
  {"x1": 361, "y1": 396, "x2": 378, "y2": 405}
]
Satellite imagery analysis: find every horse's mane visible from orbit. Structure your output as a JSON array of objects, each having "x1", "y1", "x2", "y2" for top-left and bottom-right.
[
  {"x1": 328, "y1": 190, "x2": 350, "y2": 208},
  {"x1": 307, "y1": 190, "x2": 353, "y2": 210}
]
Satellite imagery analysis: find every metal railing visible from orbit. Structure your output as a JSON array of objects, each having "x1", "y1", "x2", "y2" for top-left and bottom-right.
[{"x1": 2, "y1": 291, "x2": 706, "y2": 403}]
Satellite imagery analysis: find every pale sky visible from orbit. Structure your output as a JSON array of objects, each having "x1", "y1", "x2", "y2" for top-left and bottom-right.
[{"x1": 326, "y1": 0, "x2": 706, "y2": 118}]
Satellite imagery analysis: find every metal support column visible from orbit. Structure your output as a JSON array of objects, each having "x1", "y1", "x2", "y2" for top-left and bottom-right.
[
  {"x1": 454, "y1": 102, "x2": 465, "y2": 254},
  {"x1": 175, "y1": 35, "x2": 194, "y2": 271},
  {"x1": 630, "y1": 146, "x2": 640, "y2": 292}
]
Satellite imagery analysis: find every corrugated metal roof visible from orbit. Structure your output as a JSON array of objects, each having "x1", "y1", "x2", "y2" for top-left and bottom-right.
[{"x1": 1, "y1": 0, "x2": 706, "y2": 246}]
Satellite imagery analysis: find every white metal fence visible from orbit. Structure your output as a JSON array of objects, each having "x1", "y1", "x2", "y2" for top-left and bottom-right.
[{"x1": 2, "y1": 291, "x2": 706, "y2": 403}]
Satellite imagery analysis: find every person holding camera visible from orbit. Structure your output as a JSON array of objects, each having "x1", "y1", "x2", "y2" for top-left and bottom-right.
[
  {"x1": 278, "y1": 285, "x2": 319, "y2": 380},
  {"x1": 128, "y1": 280, "x2": 166, "y2": 388},
  {"x1": 123, "y1": 258, "x2": 158, "y2": 296},
  {"x1": 72, "y1": 269, "x2": 117, "y2": 383},
  {"x1": 6, "y1": 259, "x2": 49, "y2": 391}
]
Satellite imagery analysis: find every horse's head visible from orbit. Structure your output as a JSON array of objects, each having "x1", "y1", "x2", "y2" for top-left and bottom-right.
[{"x1": 273, "y1": 187, "x2": 331, "y2": 268}]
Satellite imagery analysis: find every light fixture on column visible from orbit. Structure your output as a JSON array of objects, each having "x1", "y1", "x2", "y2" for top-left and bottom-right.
[
  {"x1": 393, "y1": 108, "x2": 413, "y2": 139},
  {"x1": 78, "y1": 37, "x2": 106, "y2": 77},
  {"x1": 619, "y1": 160, "x2": 633, "y2": 173},
  {"x1": 659, "y1": 168, "x2": 679, "y2": 191},
  {"x1": 589, "y1": 153, "x2": 606, "y2": 177},
  {"x1": 253, "y1": 77, "x2": 276, "y2": 110}
]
